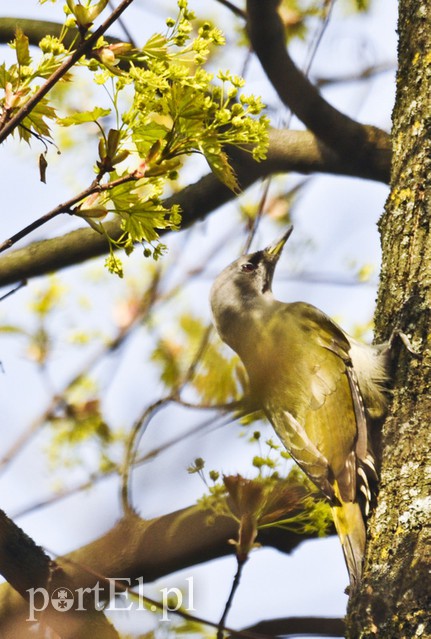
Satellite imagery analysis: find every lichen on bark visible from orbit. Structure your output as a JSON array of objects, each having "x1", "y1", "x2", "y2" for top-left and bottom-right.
[{"x1": 346, "y1": 1, "x2": 431, "y2": 637}]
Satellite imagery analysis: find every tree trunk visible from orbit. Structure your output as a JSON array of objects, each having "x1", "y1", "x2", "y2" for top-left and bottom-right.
[{"x1": 346, "y1": 1, "x2": 431, "y2": 637}]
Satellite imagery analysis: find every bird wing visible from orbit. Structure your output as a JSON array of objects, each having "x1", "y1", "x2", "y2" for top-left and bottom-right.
[
  {"x1": 265, "y1": 302, "x2": 370, "y2": 503},
  {"x1": 266, "y1": 403, "x2": 335, "y2": 500}
]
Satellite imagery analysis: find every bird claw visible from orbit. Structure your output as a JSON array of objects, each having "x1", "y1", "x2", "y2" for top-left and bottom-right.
[{"x1": 388, "y1": 329, "x2": 420, "y2": 357}]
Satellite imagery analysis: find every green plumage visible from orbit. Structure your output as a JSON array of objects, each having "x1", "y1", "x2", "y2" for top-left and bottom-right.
[{"x1": 211, "y1": 230, "x2": 388, "y2": 589}]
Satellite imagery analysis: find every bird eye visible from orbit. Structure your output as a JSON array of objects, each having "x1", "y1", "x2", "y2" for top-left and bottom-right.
[{"x1": 241, "y1": 262, "x2": 257, "y2": 273}]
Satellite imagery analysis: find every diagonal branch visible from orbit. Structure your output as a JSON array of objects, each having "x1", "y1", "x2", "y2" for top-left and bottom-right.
[
  {"x1": 0, "y1": 18, "x2": 122, "y2": 50},
  {"x1": 0, "y1": 509, "x2": 52, "y2": 598},
  {"x1": 0, "y1": 505, "x2": 334, "y2": 637},
  {"x1": 0, "y1": 509, "x2": 120, "y2": 639},
  {"x1": 0, "y1": 0, "x2": 136, "y2": 144},
  {"x1": 0, "y1": 172, "x2": 136, "y2": 254},
  {"x1": 246, "y1": 0, "x2": 391, "y2": 181},
  {"x1": 0, "y1": 127, "x2": 390, "y2": 288},
  {"x1": 239, "y1": 616, "x2": 346, "y2": 637}
]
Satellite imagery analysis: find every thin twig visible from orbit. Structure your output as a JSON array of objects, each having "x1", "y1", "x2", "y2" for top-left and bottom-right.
[
  {"x1": 175, "y1": 324, "x2": 214, "y2": 396},
  {"x1": 42, "y1": 550, "x2": 272, "y2": 639},
  {"x1": 0, "y1": 279, "x2": 27, "y2": 302},
  {"x1": 0, "y1": 173, "x2": 136, "y2": 254},
  {"x1": 243, "y1": 0, "x2": 335, "y2": 257},
  {"x1": 120, "y1": 321, "x2": 213, "y2": 514},
  {"x1": 120, "y1": 397, "x2": 171, "y2": 515},
  {"x1": 242, "y1": 177, "x2": 271, "y2": 255},
  {"x1": 214, "y1": 0, "x2": 246, "y2": 19},
  {"x1": 134, "y1": 405, "x2": 246, "y2": 465},
  {"x1": 0, "y1": 0, "x2": 136, "y2": 144},
  {"x1": 120, "y1": 317, "x2": 243, "y2": 514},
  {"x1": 120, "y1": 390, "x2": 251, "y2": 515},
  {"x1": 108, "y1": 0, "x2": 136, "y2": 46},
  {"x1": 13, "y1": 404, "x2": 245, "y2": 519},
  {"x1": 218, "y1": 557, "x2": 248, "y2": 639},
  {"x1": 315, "y1": 61, "x2": 396, "y2": 87},
  {"x1": 302, "y1": 0, "x2": 335, "y2": 78},
  {"x1": 0, "y1": 268, "x2": 159, "y2": 474},
  {"x1": 0, "y1": 208, "x2": 71, "y2": 254}
]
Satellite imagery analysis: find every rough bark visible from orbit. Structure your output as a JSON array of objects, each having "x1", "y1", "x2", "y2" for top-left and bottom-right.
[{"x1": 346, "y1": 1, "x2": 431, "y2": 637}]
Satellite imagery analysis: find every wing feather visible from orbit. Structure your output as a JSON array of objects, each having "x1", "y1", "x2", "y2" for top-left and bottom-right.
[
  {"x1": 266, "y1": 405, "x2": 334, "y2": 500},
  {"x1": 264, "y1": 302, "x2": 373, "y2": 508}
]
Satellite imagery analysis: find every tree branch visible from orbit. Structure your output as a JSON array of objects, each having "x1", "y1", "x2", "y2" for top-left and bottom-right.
[
  {"x1": 240, "y1": 616, "x2": 345, "y2": 637},
  {"x1": 0, "y1": 509, "x2": 51, "y2": 598},
  {"x1": 0, "y1": 18, "x2": 122, "y2": 50},
  {"x1": 0, "y1": 505, "x2": 333, "y2": 638},
  {"x1": 214, "y1": 0, "x2": 246, "y2": 19},
  {"x1": 0, "y1": 509, "x2": 120, "y2": 639},
  {"x1": 0, "y1": 172, "x2": 137, "y2": 254},
  {"x1": 0, "y1": 127, "x2": 390, "y2": 288},
  {"x1": 0, "y1": 0, "x2": 135, "y2": 143},
  {"x1": 246, "y1": 0, "x2": 391, "y2": 182}
]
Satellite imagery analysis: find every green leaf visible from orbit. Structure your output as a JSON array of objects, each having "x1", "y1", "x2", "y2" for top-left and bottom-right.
[
  {"x1": 142, "y1": 33, "x2": 169, "y2": 58},
  {"x1": 30, "y1": 279, "x2": 66, "y2": 317},
  {"x1": 0, "y1": 63, "x2": 9, "y2": 89},
  {"x1": 0, "y1": 324, "x2": 26, "y2": 335},
  {"x1": 15, "y1": 28, "x2": 31, "y2": 66},
  {"x1": 57, "y1": 107, "x2": 111, "y2": 126},
  {"x1": 151, "y1": 338, "x2": 182, "y2": 388},
  {"x1": 87, "y1": 0, "x2": 109, "y2": 22},
  {"x1": 132, "y1": 121, "x2": 170, "y2": 157},
  {"x1": 21, "y1": 98, "x2": 57, "y2": 140},
  {"x1": 120, "y1": 204, "x2": 172, "y2": 244},
  {"x1": 204, "y1": 148, "x2": 239, "y2": 193},
  {"x1": 108, "y1": 177, "x2": 142, "y2": 211}
]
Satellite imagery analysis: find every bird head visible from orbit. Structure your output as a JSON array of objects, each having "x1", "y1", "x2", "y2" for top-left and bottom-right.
[{"x1": 210, "y1": 227, "x2": 293, "y2": 350}]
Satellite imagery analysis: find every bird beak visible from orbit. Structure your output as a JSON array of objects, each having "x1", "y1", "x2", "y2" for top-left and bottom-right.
[{"x1": 265, "y1": 226, "x2": 293, "y2": 259}]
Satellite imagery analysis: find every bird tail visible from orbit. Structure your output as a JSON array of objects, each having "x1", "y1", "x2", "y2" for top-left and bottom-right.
[{"x1": 331, "y1": 496, "x2": 366, "y2": 592}]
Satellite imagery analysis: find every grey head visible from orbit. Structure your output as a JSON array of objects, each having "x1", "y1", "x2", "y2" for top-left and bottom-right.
[{"x1": 210, "y1": 227, "x2": 293, "y2": 352}]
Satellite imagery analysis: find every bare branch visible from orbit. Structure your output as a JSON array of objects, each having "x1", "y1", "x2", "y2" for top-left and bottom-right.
[
  {"x1": 214, "y1": 0, "x2": 246, "y2": 19},
  {"x1": 245, "y1": 0, "x2": 391, "y2": 181},
  {"x1": 0, "y1": 18, "x2": 122, "y2": 51},
  {"x1": 0, "y1": 506, "x2": 332, "y2": 637},
  {"x1": 0, "y1": 127, "x2": 390, "y2": 288},
  {"x1": 0, "y1": 509, "x2": 122, "y2": 639},
  {"x1": 239, "y1": 616, "x2": 346, "y2": 637},
  {"x1": 0, "y1": 509, "x2": 51, "y2": 597},
  {"x1": 218, "y1": 556, "x2": 247, "y2": 638},
  {"x1": 0, "y1": 173, "x2": 137, "y2": 254}
]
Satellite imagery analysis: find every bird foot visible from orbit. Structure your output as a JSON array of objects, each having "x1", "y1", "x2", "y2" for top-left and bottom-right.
[{"x1": 388, "y1": 329, "x2": 420, "y2": 357}]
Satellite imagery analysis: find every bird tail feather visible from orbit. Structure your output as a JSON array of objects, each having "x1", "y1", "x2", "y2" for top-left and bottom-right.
[{"x1": 331, "y1": 494, "x2": 366, "y2": 591}]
